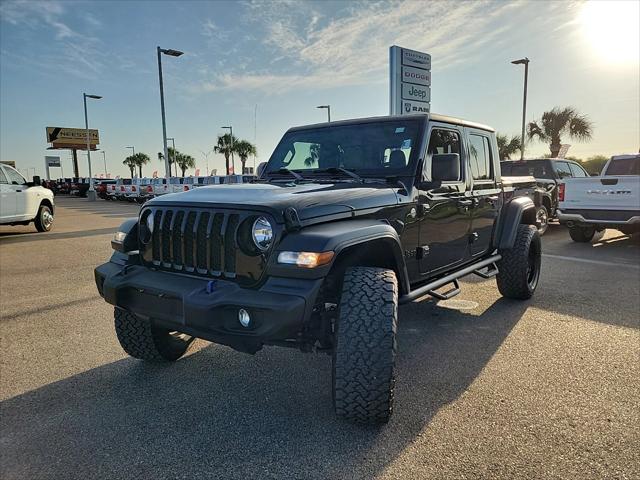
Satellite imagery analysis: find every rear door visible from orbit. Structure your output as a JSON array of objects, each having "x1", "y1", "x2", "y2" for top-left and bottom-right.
[
  {"x1": 417, "y1": 123, "x2": 471, "y2": 274},
  {"x1": 466, "y1": 129, "x2": 500, "y2": 257}
]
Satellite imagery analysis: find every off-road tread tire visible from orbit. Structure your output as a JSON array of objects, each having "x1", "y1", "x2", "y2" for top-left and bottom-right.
[
  {"x1": 497, "y1": 224, "x2": 541, "y2": 300},
  {"x1": 569, "y1": 226, "x2": 596, "y2": 243},
  {"x1": 333, "y1": 267, "x2": 398, "y2": 424},
  {"x1": 114, "y1": 308, "x2": 193, "y2": 362},
  {"x1": 34, "y1": 204, "x2": 52, "y2": 232}
]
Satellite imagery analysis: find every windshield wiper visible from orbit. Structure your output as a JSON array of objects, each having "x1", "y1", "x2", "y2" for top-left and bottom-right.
[
  {"x1": 268, "y1": 167, "x2": 304, "y2": 182},
  {"x1": 317, "y1": 167, "x2": 363, "y2": 182}
]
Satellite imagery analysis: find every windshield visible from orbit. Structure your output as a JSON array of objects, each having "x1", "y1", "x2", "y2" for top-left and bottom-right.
[{"x1": 265, "y1": 119, "x2": 423, "y2": 177}]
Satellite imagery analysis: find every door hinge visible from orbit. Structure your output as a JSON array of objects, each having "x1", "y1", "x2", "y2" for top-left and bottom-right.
[
  {"x1": 469, "y1": 232, "x2": 479, "y2": 244},
  {"x1": 416, "y1": 245, "x2": 430, "y2": 259}
]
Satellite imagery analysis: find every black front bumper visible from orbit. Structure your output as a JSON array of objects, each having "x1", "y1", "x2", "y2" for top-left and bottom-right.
[{"x1": 95, "y1": 261, "x2": 323, "y2": 353}]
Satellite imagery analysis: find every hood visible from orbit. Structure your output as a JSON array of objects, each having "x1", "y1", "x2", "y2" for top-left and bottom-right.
[{"x1": 148, "y1": 181, "x2": 400, "y2": 221}]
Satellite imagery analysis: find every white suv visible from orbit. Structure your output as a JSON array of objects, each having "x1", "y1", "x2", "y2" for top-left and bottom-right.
[{"x1": 0, "y1": 164, "x2": 55, "y2": 232}]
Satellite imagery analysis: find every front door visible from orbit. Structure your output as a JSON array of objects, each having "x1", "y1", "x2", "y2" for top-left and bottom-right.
[
  {"x1": 0, "y1": 167, "x2": 17, "y2": 220},
  {"x1": 466, "y1": 129, "x2": 500, "y2": 257},
  {"x1": 417, "y1": 125, "x2": 471, "y2": 275}
]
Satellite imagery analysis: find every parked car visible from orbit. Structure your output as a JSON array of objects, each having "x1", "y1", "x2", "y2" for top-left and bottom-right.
[
  {"x1": 96, "y1": 180, "x2": 117, "y2": 200},
  {"x1": 558, "y1": 154, "x2": 640, "y2": 242},
  {"x1": 150, "y1": 177, "x2": 169, "y2": 197},
  {"x1": 0, "y1": 164, "x2": 55, "y2": 232},
  {"x1": 114, "y1": 178, "x2": 132, "y2": 201},
  {"x1": 125, "y1": 178, "x2": 153, "y2": 203},
  {"x1": 501, "y1": 158, "x2": 589, "y2": 228},
  {"x1": 96, "y1": 113, "x2": 542, "y2": 424}
]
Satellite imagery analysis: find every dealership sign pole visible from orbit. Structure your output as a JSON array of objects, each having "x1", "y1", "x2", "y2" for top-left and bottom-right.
[{"x1": 390, "y1": 46, "x2": 431, "y2": 115}]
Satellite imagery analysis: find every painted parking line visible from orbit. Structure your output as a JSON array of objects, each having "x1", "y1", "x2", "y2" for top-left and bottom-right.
[{"x1": 543, "y1": 253, "x2": 640, "y2": 269}]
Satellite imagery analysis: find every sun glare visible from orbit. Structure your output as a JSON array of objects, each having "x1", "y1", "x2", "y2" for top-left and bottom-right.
[{"x1": 579, "y1": 0, "x2": 640, "y2": 64}]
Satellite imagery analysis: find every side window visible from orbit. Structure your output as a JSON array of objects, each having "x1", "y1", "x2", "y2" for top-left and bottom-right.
[
  {"x1": 568, "y1": 163, "x2": 588, "y2": 177},
  {"x1": 0, "y1": 168, "x2": 7, "y2": 184},
  {"x1": 5, "y1": 167, "x2": 26, "y2": 185},
  {"x1": 554, "y1": 161, "x2": 573, "y2": 179},
  {"x1": 427, "y1": 128, "x2": 462, "y2": 182},
  {"x1": 469, "y1": 134, "x2": 493, "y2": 180}
]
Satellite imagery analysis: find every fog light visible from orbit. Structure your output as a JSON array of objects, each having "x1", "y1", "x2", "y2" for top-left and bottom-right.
[{"x1": 238, "y1": 308, "x2": 251, "y2": 328}]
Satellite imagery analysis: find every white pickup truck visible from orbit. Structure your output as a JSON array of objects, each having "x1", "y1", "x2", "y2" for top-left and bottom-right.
[
  {"x1": 558, "y1": 154, "x2": 640, "y2": 242},
  {"x1": 0, "y1": 163, "x2": 55, "y2": 232}
]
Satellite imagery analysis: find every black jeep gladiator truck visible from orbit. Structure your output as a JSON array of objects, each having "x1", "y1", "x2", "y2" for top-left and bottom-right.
[{"x1": 95, "y1": 114, "x2": 541, "y2": 424}]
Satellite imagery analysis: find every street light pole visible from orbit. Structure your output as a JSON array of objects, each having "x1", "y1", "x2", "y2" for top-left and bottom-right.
[
  {"x1": 166, "y1": 137, "x2": 176, "y2": 176},
  {"x1": 511, "y1": 57, "x2": 529, "y2": 161},
  {"x1": 221, "y1": 126, "x2": 234, "y2": 174},
  {"x1": 157, "y1": 46, "x2": 183, "y2": 178},
  {"x1": 83, "y1": 92, "x2": 102, "y2": 201},
  {"x1": 316, "y1": 105, "x2": 331, "y2": 122},
  {"x1": 102, "y1": 151, "x2": 107, "y2": 177}
]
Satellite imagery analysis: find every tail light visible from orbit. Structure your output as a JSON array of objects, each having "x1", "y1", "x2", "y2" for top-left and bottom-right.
[
  {"x1": 132, "y1": 186, "x2": 136, "y2": 192},
  {"x1": 121, "y1": 186, "x2": 125, "y2": 191},
  {"x1": 558, "y1": 183, "x2": 565, "y2": 202},
  {"x1": 184, "y1": 185, "x2": 189, "y2": 191},
  {"x1": 147, "y1": 185, "x2": 153, "y2": 193}
]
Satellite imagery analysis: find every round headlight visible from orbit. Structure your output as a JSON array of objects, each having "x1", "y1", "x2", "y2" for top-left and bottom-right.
[{"x1": 252, "y1": 217, "x2": 273, "y2": 251}]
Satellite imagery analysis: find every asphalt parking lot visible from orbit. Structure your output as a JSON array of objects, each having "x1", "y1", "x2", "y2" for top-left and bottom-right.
[{"x1": 1, "y1": 197, "x2": 638, "y2": 480}]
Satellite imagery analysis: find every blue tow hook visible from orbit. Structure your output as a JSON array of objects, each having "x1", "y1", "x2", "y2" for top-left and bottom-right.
[{"x1": 206, "y1": 280, "x2": 217, "y2": 294}]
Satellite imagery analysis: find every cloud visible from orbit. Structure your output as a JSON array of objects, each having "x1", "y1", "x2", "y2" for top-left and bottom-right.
[
  {"x1": 0, "y1": 0, "x2": 105, "y2": 78},
  {"x1": 192, "y1": 0, "x2": 527, "y2": 95}
]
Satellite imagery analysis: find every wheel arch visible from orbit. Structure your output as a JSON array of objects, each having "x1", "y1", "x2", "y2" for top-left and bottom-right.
[{"x1": 493, "y1": 196, "x2": 537, "y2": 249}]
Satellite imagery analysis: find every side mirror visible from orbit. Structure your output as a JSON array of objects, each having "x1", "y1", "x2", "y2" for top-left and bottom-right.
[
  {"x1": 431, "y1": 153, "x2": 460, "y2": 182},
  {"x1": 257, "y1": 162, "x2": 267, "y2": 178},
  {"x1": 32, "y1": 176, "x2": 41, "y2": 186}
]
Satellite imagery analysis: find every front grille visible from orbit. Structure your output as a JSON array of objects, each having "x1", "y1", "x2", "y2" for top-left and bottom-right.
[{"x1": 140, "y1": 207, "x2": 266, "y2": 284}]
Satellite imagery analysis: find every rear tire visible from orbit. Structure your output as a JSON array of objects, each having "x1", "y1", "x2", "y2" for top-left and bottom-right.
[
  {"x1": 535, "y1": 205, "x2": 549, "y2": 236},
  {"x1": 332, "y1": 267, "x2": 398, "y2": 424},
  {"x1": 569, "y1": 225, "x2": 604, "y2": 243},
  {"x1": 114, "y1": 308, "x2": 194, "y2": 362},
  {"x1": 497, "y1": 224, "x2": 541, "y2": 300},
  {"x1": 34, "y1": 204, "x2": 53, "y2": 232}
]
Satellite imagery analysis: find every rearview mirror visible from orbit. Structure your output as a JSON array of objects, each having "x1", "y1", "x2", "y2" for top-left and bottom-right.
[{"x1": 432, "y1": 153, "x2": 460, "y2": 182}]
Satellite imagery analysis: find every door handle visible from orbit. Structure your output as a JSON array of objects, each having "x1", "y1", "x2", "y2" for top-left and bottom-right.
[
  {"x1": 458, "y1": 199, "x2": 474, "y2": 207},
  {"x1": 16, "y1": 189, "x2": 22, "y2": 193}
]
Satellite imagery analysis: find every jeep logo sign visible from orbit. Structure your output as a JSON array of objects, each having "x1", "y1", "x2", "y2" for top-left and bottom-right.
[
  {"x1": 390, "y1": 45, "x2": 431, "y2": 116},
  {"x1": 402, "y1": 83, "x2": 431, "y2": 102}
]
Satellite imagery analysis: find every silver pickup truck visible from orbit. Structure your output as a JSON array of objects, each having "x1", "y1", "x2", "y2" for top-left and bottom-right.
[{"x1": 558, "y1": 154, "x2": 640, "y2": 242}]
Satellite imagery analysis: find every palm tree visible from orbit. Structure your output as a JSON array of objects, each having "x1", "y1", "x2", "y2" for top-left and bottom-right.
[
  {"x1": 157, "y1": 148, "x2": 177, "y2": 176},
  {"x1": 123, "y1": 155, "x2": 136, "y2": 177},
  {"x1": 175, "y1": 152, "x2": 196, "y2": 177},
  {"x1": 214, "y1": 133, "x2": 238, "y2": 175},
  {"x1": 128, "y1": 152, "x2": 150, "y2": 177},
  {"x1": 234, "y1": 140, "x2": 257, "y2": 174},
  {"x1": 527, "y1": 107, "x2": 593, "y2": 158},
  {"x1": 497, "y1": 134, "x2": 521, "y2": 160}
]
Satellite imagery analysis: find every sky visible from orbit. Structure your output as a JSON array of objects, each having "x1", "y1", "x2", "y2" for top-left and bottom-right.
[{"x1": 1, "y1": 0, "x2": 638, "y2": 179}]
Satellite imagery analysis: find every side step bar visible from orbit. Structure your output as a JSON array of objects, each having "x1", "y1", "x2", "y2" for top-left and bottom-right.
[{"x1": 399, "y1": 254, "x2": 502, "y2": 304}]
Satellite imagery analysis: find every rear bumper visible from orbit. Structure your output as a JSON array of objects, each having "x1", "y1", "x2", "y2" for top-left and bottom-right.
[
  {"x1": 557, "y1": 209, "x2": 640, "y2": 226},
  {"x1": 95, "y1": 261, "x2": 323, "y2": 353}
]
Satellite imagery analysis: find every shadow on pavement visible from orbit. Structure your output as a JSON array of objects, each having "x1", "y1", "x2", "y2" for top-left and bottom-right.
[
  {"x1": 0, "y1": 227, "x2": 118, "y2": 245},
  {"x1": 0, "y1": 298, "x2": 527, "y2": 480}
]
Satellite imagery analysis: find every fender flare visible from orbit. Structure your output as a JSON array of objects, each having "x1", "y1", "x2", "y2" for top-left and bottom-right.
[
  {"x1": 493, "y1": 196, "x2": 536, "y2": 249},
  {"x1": 269, "y1": 219, "x2": 410, "y2": 294}
]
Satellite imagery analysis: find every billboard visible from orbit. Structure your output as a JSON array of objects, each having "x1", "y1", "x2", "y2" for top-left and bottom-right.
[
  {"x1": 46, "y1": 127, "x2": 100, "y2": 149},
  {"x1": 45, "y1": 156, "x2": 61, "y2": 167},
  {"x1": 390, "y1": 46, "x2": 431, "y2": 115}
]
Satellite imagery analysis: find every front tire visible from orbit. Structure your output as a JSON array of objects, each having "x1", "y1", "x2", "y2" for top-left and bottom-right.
[
  {"x1": 34, "y1": 204, "x2": 53, "y2": 232},
  {"x1": 332, "y1": 267, "x2": 398, "y2": 424},
  {"x1": 114, "y1": 308, "x2": 194, "y2": 362},
  {"x1": 497, "y1": 224, "x2": 541, "y2": 300}
]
